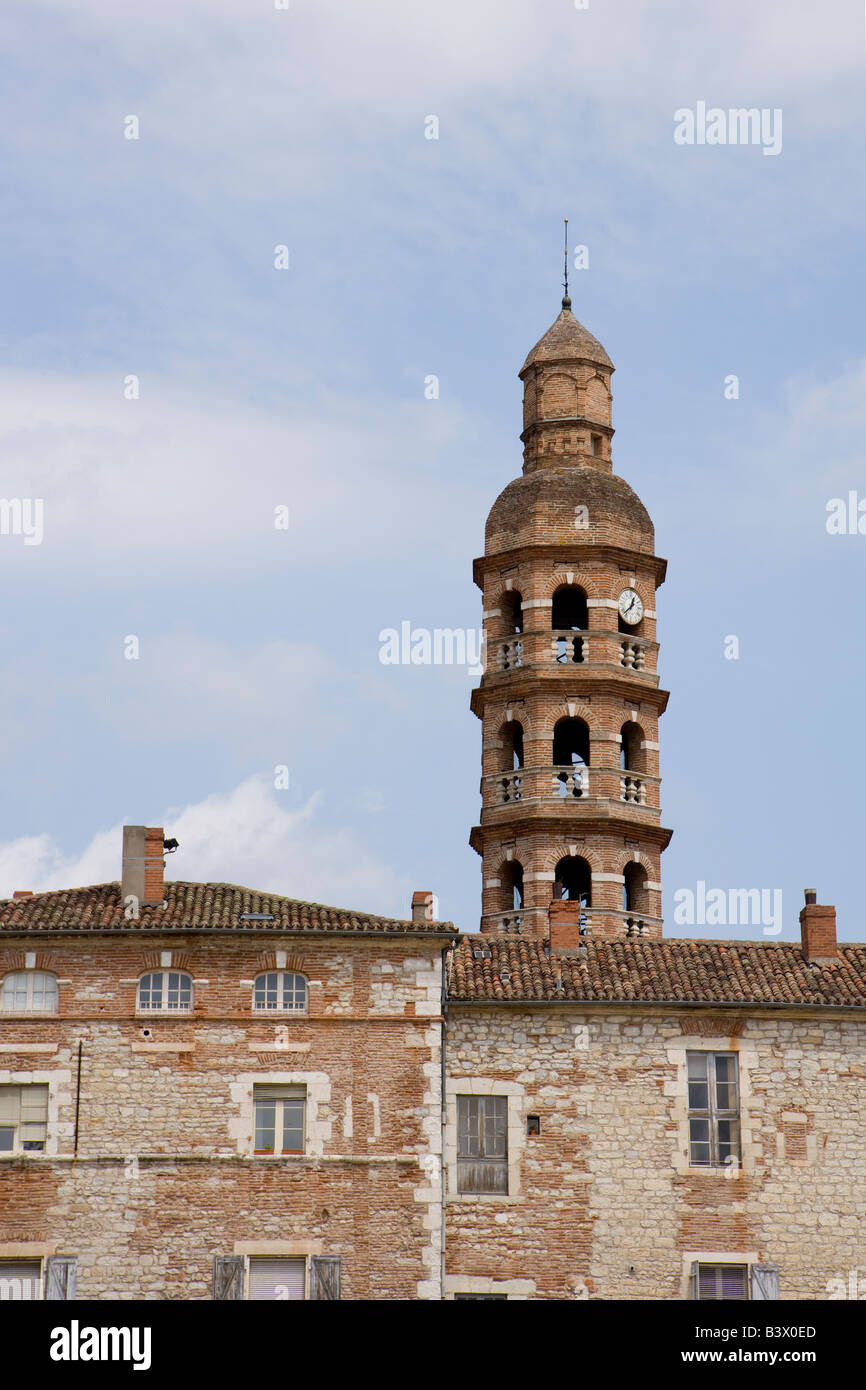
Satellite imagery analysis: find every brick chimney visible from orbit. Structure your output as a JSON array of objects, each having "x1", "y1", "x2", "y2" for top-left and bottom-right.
[
  {"x1": 12, "y1": 891, "x2": 33, "y2": 900},
  {"x1": 548, "y1": 899, "x2": 587, "y2": 955},
  {"x1": 121, "y1": 826, "x2": 166, "y2": 908},
  {"x1": 412, "y1": 891, "x2": 435, "y2": 926},
  {"x1": 799, "y1": 889, "x2": 838, "y2": 962}
]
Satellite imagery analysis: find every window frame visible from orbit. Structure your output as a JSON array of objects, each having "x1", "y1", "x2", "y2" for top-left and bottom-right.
[
  {"x1": 252, "y1": 1084, "x2": 306, "y2": 1155},
  {"x1": 456, "y1": 1094, "x2": 508, "y2": 1195},
  {"x1": 693, "y1": 1263, "x2": 749, "y2": 1301},
  {"x1": 0, "y1": 1083, "x2": 50, "y2": 1156},
  {"x1": 0, "y1": 971, "x2": 58, "y2": 1014},
  {"x1": 252, "y1": 971, "x2": 308, "y2": 1015},
  {"x1": 686, "y1": 1050, "x2": 740, "y2": 1168},
  {"x1": 136, "y1": 970, "x2": 193, "y2": 1015},
  {"x1": 0, "y1": 1258, "x2": 43, "y2": 1300}
]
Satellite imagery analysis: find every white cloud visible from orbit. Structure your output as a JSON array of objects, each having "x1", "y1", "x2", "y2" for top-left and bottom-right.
[
  {"x1": 0, "y1": 371, "x2": 494, "y2": 585},
  {"x1": 0, "y1": 774, "x2": 415, "y2": 918}
]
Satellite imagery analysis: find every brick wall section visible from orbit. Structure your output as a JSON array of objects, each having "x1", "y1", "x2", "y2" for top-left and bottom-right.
[
  {"x1": 444, "y1": 1006, "x2": 866, "y2": 1299},
  {"x1": 0, "y1": 934, "x2": 446, "y2": 1300}
]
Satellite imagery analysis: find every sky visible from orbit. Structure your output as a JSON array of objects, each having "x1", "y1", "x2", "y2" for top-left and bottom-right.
[{"x1": 0, "y1": 0, "x2": 864, "y2": 943}]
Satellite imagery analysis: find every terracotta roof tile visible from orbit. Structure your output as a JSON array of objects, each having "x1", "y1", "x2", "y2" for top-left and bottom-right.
[
  {"x1": 0, "y1": 882, "x2": 457, "y2": 936},
  {"x1": 448, "y1": 936, "x2": 866, "y2": 1009}
]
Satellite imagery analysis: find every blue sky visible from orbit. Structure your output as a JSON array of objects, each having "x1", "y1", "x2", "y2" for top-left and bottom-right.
[{"x1": 0, "y1": 0, "x2": 865, "y2": 943}]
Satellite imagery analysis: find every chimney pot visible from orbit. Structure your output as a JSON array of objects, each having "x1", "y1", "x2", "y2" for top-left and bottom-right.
[
  {"x1": 799, "y1": 893, "x2": 838, "y2": 961},
  {"x1": 412, "y1": 891, "x2": 434, "y2": 926},
  {"x1": 12, "y1": 891, "x2": 33, "y2": 900},
  {"x1": 121, "y1": 825, "x2": 166, "y2": 908},
  {"x1": 548, "y1": 899, "x2": 588, "y2": 955}
]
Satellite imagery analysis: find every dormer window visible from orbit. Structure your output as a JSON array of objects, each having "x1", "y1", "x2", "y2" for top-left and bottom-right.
[{"x1": 253, "y1": 972, "x2": 308, "y2": 1014}]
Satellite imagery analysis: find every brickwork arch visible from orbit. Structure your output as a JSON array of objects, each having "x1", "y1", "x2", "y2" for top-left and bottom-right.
[
  {"x1": 142, "y1": 951, "x2": 193, "y2": 973},
  {"x1": 258, "y1": 952, "x2": 306, "y2": 974},
  {"x1": 540, "y1": 372, "x2": 580, "y2": 419},
  {"x1": 548, "y1": 570, "x2": 602, "y2": 602},
  {"x1": 0, "y1": 950, "x2": 56, "y2": 973},
  {"x1": 537, "y1": 841, "x2": 604, "y2": 876}
]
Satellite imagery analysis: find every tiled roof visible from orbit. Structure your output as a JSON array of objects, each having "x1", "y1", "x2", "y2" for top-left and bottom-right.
[
  {"x1": 448, "y1": 936, "x2": 866, "y2": 1009},
  {"x1": 520, "y1": 304, "x2": 614, "y2": 373},
  {"x1": 0, "y1": 882, "x2": 457, "y2": 936}
]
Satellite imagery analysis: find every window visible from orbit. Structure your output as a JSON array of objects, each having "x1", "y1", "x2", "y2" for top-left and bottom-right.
[
  {"x1": 1, "y1": 971, "x2": 57, "y2": 1013},
  {"x1": 252, "y1": 971, "x2": 308, "y2": 1013},
  {"x1": 457, "y1": 1095, "x2": 508, "y2": 1194},
  {"x1": 137, "y1": 971, "x2": 192, "y2": 1013},
  {"x1": 253, "y1": 1084, "x2": 306, "y2": 1154},
  {"x1": 687, "y1": 1052, "x2": 740, "y2": 1166},
  {"x1": 248, "y1": 1258, "x2": 306, "y2": 1301},
  {"x1": 213, "y1": 1254, "x2": 340, "y2": 1301},
  {"x1": 694, "y1": 1264, "x2": 748, "y2": 1301},
  {"x1": 0, "y1": 1260, "x2": 42, "y2": 1300},
  {"x1": 0, "y1": 1084, "x2": 49, "y2": 1154}
]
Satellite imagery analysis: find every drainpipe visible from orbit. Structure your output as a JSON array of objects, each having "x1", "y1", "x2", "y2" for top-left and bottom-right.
[
  {"x1": 440, "y1": 945, "x2": 451, "y2": 1302},
  {"x1": 73, "y1": 1040, "x2": 83, "y2": 1157}
]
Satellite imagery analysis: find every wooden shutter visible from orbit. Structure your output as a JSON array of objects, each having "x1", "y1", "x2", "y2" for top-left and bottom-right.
[
  {"x1": 248, "y1": 1258, "x2": 305, "y2": 1301},
  {"x1": 751, "y1": 1264, "x2": 780, "y2": 1300},
  {"x1": 45, "y1": 1256, "x2": 77, "y2": 1301},
  {"x1": 310, "y1": 1256, "x2": 341, "y2": 1301},
  {"x1": 212, "y1": 1255, "x2": 244, "y2": 1300}
]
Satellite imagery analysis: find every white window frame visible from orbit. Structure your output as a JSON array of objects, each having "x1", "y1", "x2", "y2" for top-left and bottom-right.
[
  {"x1": 0, "y1": 972, "x2": 58, "y2": 1014},
  {"x1": 136, "y1": 970, "x2": 193, "y2": 1015},
  {"x1": 252, "y1": 971, "x2": 308, "y2": 1014},
  {"x1": 253, "y1": 1084, "x2": 306, "y2": 1155},
  {"x1": 686, "y1": 1050, "x2": 740, "y2": 1168},
  {"x1": 0, "y1": 1084, "x2": 50, "y2": 1155}
]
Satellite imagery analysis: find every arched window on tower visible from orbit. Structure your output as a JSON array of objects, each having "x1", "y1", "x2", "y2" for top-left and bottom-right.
[
  {"x1": 495, "y1": 860, "x2": 524, "y2": 932},
  {"x1": 620, "y1": 721, "x2": 647, "y2": 804},
  {"x1": 553, "y1": 856, "x2": 591, "y2": 910},
  {"x1": 623, "y1": 863, "x2": 649, "y2": 935},
  {"x1": 497, "y1": 721, "x2": 524, "y2": 803},
  {"x1": 552, "y1": 585, "x2": 587, "y2": 665},
  {"x1": 498, "y1": 590, "x2": 523, "y2": 670},
  {"x1": 501, "y1": 590, "x2": 523, "y2": 634},
  {"x1": 552, "y1": 717, "x2": 589, "y2": 797}
]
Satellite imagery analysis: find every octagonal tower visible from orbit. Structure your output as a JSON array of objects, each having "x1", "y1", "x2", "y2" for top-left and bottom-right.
[{"x1": 470, "y1": 296, "x2": 672, "y2": 940}]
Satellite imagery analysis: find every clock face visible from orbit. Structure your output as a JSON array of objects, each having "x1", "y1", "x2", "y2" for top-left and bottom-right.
[{"x1": 618, "y1": 588, "x2": 644, "y2": 626}]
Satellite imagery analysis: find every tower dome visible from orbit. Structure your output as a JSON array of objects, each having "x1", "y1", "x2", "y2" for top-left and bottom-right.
[{"x1": 518, "y1": 300, "x2": 616, "y2": 472}]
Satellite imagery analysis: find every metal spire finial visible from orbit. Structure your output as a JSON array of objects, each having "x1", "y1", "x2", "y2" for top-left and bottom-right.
[{"x1": 562, "y1": 218, "x2": 571, "y2": 310}]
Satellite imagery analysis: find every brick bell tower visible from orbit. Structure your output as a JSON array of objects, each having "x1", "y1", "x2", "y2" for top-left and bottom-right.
[{"x1": 469, "y1": 289, "x2": 672, "y2": 940}]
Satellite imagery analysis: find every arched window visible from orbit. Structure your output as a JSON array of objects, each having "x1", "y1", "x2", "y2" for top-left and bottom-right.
[
  {"x1": 137, "y1": 971, "x2": 192, "y2": 1013},
  {"x1": 0, "y1": 971, "x2": 57, "y2": 1013},
  {"x1": 253, "y1": 972, "x2": 308, "y2": 1013},
  {"x1": 620, "y1": 722, "x2": 645, "y2": 773},
  {"x1": 501, "y1": 861, "x2": 524, "y2": 912},
  {"x1": 501, "y1": 590, "x2": 523, "y2": 635},
  {"x1": 552, "y1": 718, "x2": 590, "y2": 796},
  {"x1": 500, "y1": 720, "x2": 524, "y2": 772},
  {"x1": 623, "y1": 863, "x2": 648, "y2": 915},
  {"x1": 551, "y1": 584, "x2": 588, "y2": 631},
  {"x1": 553, "y1": 856, "x2": 592, "y2": 906}
]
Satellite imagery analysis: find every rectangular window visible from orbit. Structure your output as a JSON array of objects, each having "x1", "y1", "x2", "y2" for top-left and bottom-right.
[
  {"x1": 695, "y1": 1264, "x2": 748, "y2": 1301},
  {"x1": 248, "y1": 1258, "x2": 306, "y2": 1301},
  {"x1": 0, "y1": 1260, "x2": 42, "y2": 1300},
  {"x1": 0, "y1": 1085, "x2": 49, "y2": 1154},
  {"x1": 687, "y1": 1052, "x2": 740, "y2": 1167},
  {"x1": 253, "y1": 1085, "x2": 306, "y2": 1154},
  {"x1": 457, "y1": 1095, "x2": 508, "y2": 1194}
]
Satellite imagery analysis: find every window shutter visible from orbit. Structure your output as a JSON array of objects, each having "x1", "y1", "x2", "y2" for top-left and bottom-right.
[
  {"x1": 751, "y1": 1264, "x2": 780, "y2": 1301},
  {"x1": 45, "y1": 1256, "x2": 77, "y2": 1301},
  {"x1": 248, "y1": 1258, "x2": 305, "y2": 1301},
  {"x1": 310, "y1": 1256, "x2": 341, "y2": 1301},
  {"x1": 688, "y1": 1260, "x2": 699, "y2": 1300},
  {"x1": 212, "y1": 1255, "x2": 244, "y2": 1300}
]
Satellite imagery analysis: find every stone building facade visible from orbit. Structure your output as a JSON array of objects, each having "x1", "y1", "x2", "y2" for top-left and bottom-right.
[{"x1": 1, "y1": 299, "x2": 864, "y2": 1301}]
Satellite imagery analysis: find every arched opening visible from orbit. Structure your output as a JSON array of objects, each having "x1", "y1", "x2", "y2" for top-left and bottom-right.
[
  {"x1": 623, "y1": 863, "x2": 648, "y2": 916},
  {"x1": 500, "y1": 720, "x2": 524, "y2": 772},
  {"x1": 501, "y1": 590, "x2": 523, "y2": 635},
  {"x1": 553, "y1": 856, "x2": 592, "y2": 905},
  {"x1": 553, "y1": 717, "x2": 589, "y2": 797},
  {"x1": 501, "y1": 861, "x2": 524, "y2": 912},
  {"x1": 619, "y1": 722, "x2": 645, "y2": 773},
  {"x1": 552, "y1": 585, "x2": 587, "y2": 664}
]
